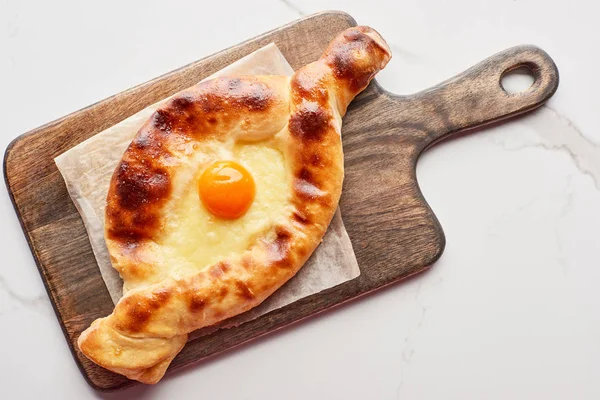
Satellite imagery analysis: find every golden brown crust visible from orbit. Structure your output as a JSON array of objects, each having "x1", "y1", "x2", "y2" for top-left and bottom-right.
[{"x1": 78, "y1": 26, "x2": 391, "y2": 384}]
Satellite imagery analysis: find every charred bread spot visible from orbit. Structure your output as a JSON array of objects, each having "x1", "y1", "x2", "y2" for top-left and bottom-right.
[
  {"x1": 266, "y1": 226, "x2": 293, "y2": 267},
  {"x1": 210, "y1": 262, "x2": 230, "y2": 279},
  {"x1": 153, "y1": 109, "x2": 175, "y2": 132},
  {"x1": 293, "y1": 168, "x2": 327, "y2": 203},
  {"x1": 292, "y1": 209, "x2": 310, "y2": 225},
  {"x1": 234, "y1": 280, "x2": 254, "y2": 300},
  {"x1": 170, "y1": 95, "x2": 195, "y2": 113},
  {"x1": 181, "y1": 274, "x2": 209, "y2": 312},
  {"x1": 209, "y1": 77, "x2": 274, "y2": 112},
  {"x1": 154, "y1": 95, "x2": 203, "y2": 135},
  {"x1": 244, "y1": 85, "x2": 273, "y2": 111},
  {"x1": 105, "y1": 202, "x2": 160, "y2": 243},
  {"x1": 327, "y1": 49, "x2": 377, "y2": 92},
  {"x1": 131, "y1": 132, "x2": 172, "y2": 165},
  {"x1": 196, "y1": 93, "x2": 226, "y2": 114},
  {"x1": 188, "y1": 294, "x2": 206, "y2": 313},
  {"x1": 117, "y1": 288, "x2": 172, "y2": 333},
  {"x1": 291, "y1": 71, "x2": 329, "y2": 104},
  {"x1": 131, "y1": 208, "x2": 161, "y2": 228},
  {"x1": 106, "y1": 221, "x2": 148, "y2": 243},
  {"x1": 293, "y1": 166, "x2": 336, "y2": 204},
  {"x1": 325, "y1": 27, "x2": 389, "y2": 92},
  {"x1": 223, "y1": 78, "x2": 274, "y2": 111},
  {"x1": 289, "y1": 101, "x2": 331, "y2": 142},
  {"x1": 297, "y1": 167, "x2": 313, "y2": 182},
  {"x1": 216, "y1": 286, "x2": 229, "y2": 300},
  {"x1": 120, "y1": 304, "x2": 150, "y2": 334},
  {"x1": 106, "y1": 161, "x2": 171, "y2": 241},
  {"x1": 114, "y1": 161, "x2": 170, "y2": 211},
  {"x1": 310, "y1": 153, "x2": 322, "y2": 167}
]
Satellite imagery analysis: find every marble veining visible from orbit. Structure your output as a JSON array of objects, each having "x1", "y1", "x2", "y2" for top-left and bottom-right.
[
  {"x1": 490, "y1": 105, "x2": 600, "y2": 190},
  {"x1": 0, "y1": 275, "x2": 49, "y2": 316},
  {"x1": 279, "y1": 0, "x2": 305, "y2": 17}
]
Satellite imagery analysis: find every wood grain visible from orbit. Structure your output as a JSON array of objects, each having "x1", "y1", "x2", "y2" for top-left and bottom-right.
[{"x1": 3, "y1": 11, "x2": 559, "y2": 391}]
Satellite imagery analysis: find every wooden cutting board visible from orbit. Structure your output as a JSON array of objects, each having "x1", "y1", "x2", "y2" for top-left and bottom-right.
[{"x1": 3, "y1": 11, "x2": 559, "y2": 391}]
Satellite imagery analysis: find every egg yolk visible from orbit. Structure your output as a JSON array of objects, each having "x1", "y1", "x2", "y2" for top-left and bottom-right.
[{"x1": 198, "y1": 161, "x2": 256, "y2": 219}]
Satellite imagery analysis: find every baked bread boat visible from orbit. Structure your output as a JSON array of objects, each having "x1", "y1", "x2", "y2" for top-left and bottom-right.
[{"x1": 78, "y1": 26, "x2": 391, "y2": 384}]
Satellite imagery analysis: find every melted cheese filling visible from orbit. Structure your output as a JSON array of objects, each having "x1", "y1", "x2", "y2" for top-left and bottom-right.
[{"x1": 160, "y1": 143, "x2": 288, "y2": 275}]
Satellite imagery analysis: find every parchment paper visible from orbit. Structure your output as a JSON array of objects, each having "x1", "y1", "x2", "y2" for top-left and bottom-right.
[{"x1": 55, "y1": 43, "x2": 360, "y2": 337}]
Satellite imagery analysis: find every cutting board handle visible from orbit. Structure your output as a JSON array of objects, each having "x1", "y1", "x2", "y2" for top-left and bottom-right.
[{"x1": 401, "y1": 45, "x2": 559, "y2": 149}]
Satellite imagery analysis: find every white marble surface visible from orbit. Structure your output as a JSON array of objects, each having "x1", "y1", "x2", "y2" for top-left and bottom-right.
[{"x1": 1, "y1": 0, "x2": 599, "y2": 398}]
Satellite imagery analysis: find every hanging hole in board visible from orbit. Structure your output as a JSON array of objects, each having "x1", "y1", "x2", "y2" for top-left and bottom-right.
[{"x1": 501, "y1": 66, "x2": 535, "y2": 94}]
